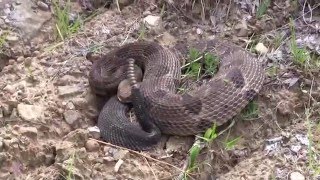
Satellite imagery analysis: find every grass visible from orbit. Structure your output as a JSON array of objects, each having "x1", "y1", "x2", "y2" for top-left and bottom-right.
[
  {"x1": 289, "y1": 18, "x2": 311, "y2": 69},
  {"x1": 0, "y1": 31, "x2": 8, "y2": 53},
  {"x1": 182, "y1": 48, "x2": 219, "y2": 80},
  {"x1": 52, "y1": 0, "x2": 82, "y2": 41},
  {"x1": 306, "y1": 108, "x2": 320, "y2": 176},
  {"x1": 66, "y1": 151, "x2": 76, "y2": 180},
  {"x1": 180, "y1": 47, "x2": 261, "y2": 179},
  {"x1": 256, "y1": 0, "x2": 271, "y2": 19},
  {"x1": 241, "y1": 101, "x2": 260, "y2": 120}
]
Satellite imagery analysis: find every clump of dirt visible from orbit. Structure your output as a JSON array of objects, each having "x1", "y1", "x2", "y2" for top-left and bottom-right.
[{"x1": 0, "y1": 0, "x2": 320, "y2": 179}]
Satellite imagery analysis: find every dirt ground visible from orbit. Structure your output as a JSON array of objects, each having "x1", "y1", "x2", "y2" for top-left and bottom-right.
[{"x1": 0, "y1": 0, "x2": 320, "y2": 179}]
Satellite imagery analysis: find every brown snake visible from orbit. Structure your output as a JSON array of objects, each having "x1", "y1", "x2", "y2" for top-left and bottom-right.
[{"x1": 89, "y1": 39, "x2": 265, "y2": 150}]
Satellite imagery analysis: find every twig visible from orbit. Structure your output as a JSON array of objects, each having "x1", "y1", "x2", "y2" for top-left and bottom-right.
[
  {"x1": 143, "y1": 157, "x2": 159, "y2": 180},
  {"x1": 89, "y1": 138, "x2": 192, "y2": 177}
]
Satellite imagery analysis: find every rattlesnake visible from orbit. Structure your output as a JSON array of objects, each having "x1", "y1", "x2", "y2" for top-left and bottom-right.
[{"x1": 89, "y1": 39, "x2": 265, "y2": 150}]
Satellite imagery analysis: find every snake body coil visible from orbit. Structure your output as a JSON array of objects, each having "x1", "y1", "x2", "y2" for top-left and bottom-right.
[{"x1": 90, "y1": 39, "x2": 265, "y2": 150}]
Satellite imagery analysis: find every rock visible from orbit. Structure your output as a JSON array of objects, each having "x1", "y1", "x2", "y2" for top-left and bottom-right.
[
  {"x1": 143, "y1": 15, "x2": 161, "y2": 27},
  {"x1": 255, "y1": 42, "x2": 268, "y2": 54},
  {"x1": 63, "y1": 110, "x2": 82, "y2": 126},
  {"x1": 37, "y1": 1, "x2": 49, "y2": 11},
  {"x1": 88, "y1": 126, "x2": 100, "y2": 139},
  {"x1": 58, "y1": 85, "x2": 83, "y2": 97},
  {"x1": 85, "y1": 139, "x2": 100, "y2": 152},
  {"x1": 17, "y1": 104, "x2": 44, "y2": 122},
  {"x1": 7, "y1": 0, "x2": 52, "y2": 39},
  {"x1": 18, "y1": 126, "x2": 38, "y2": 140},
  {"x1": 289, "y1": 172, "x2": 305, "y2": 180}
]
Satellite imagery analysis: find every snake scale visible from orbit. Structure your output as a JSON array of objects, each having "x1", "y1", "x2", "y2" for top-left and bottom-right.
[{"x1": 89, "y1": 39, "x2": 265, "y2": 150}]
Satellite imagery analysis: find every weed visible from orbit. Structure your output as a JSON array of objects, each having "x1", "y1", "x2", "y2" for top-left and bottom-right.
[
  {"x1": 241, "y1": 101, "x2": 259, "y2": 120},
  {"x1": 256, "y1": 0, "x2": 271, "y2": 19},
  {"x1": 0, "y1": 31, "x2": 8, "y2": 53},
  {"x1": 52, "y1": 0, "x2": 82, "y2": 41},
  {"x1": 138, "y1": 23, "x2": 147, "y2": 40},
  {"x1": 184, "y1": 124, "x2": 218, "y2": 179},
  {"x1": 266, "y1": 65, "x2": 279, "y2": 79},
  {"x1": 183, "y1": 48, "x2": 219, "y2": 80},
  {"x1": 306, "y1": 108, "x2": 320, "y2": 176},
  {"x1": 66, "y1": 152, "x2": 76, "y2": 180},
  {"x1": 224, "y1": 136, "x2": 241, "y2": 150},
  {"x1": 272, "y1": 33, "x2": 285, "y2": 49},
  {"x1": 289, "y1": 18, "x2": 311, "y2": 68}
]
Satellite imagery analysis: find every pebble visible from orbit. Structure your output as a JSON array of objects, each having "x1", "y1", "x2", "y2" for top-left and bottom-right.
[
  {"x1": 3, "y1": 85, "x2": 15, "y2": 94},
  {"x1": 113, "y1": 150, "x2": 129, "y2": 160},
  {"x1": 196, "y1": 28, "x2": 203, "y2": 35},
  {"x1": 63, "y1": 110, "x2": 82, "y2": 126},
  {"x1": 85, "y1": 139, "x2": 100, "y2": 152},
  {"x1": 58, "y1": 85, "x2": 83, "y2": 97},
  {"x1": 143, "y1": 15, "x2": 161, "y2": 27},
  {"x1": 5, "y1": 35, "x2": 19, "y2": 42},
  {"x1": 17, "y1": 104, "x2": 44, "y2": 122},
  {"x1": 17, "y1": 56, "x2": 24, "y2": 63},
  {"x1": 255, "y1": 42, "x2": 269, "y2": 54},
  {"x1": 71, "y1": 98, "x2": 87, "y2": 108},
  {"x1": 289, "y1": 172, "x2": 305, "y2": 180},
  {"x1": 88, "y1": 126, "x2": 100, "y2": 139},
  {"x1": 18, "y1": 126, "x2": 38, "y2": 140},
  {"x1": 37, "y1": 1, "x2": 49, "y2": 11},
  {"x1": 290, "y1": 144, "x2": 301, "y2": 154}
]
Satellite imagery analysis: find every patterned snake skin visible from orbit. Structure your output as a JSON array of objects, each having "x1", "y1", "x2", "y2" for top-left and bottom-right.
[{"x1": 89, "y1": 39, "x2": 265, "y2": 150}]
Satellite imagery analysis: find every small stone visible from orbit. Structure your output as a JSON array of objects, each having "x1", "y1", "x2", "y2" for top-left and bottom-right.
[
  {"x1": 66, "y1": 102, "x2": 75, "y2": 110},
  {"x1": 24, "y1": 57, "x2": 32, "y2": 67},
  {"x1": 71, "y1": 98, "x2": 87, "y2": 108},
  {"x1": 58, "y1": 86, "x2": 83, "y2": 97},
  {"x1": 88, "y1": 126, "x2": 100, "y2": 139},
  {"x1": 8, "y1": 59, "x2": 15, "y2": 65},
  {"x1": 3, "y1": 85, "x2": 15, "y2": 93},
  {"x1": 113, "y1": 150, "x2": 129, "y2": 160},
  {"x1": 17, "y1": 56, "x2": 24, "y2": 63},
  {"x1": 255, "y1": 42, "x2": 268, "y2": 54},
  {"x1": 17, "y1": 104, "x2": 44, "y2": 122},
  {"x1": 143, "y1": 15, "x2": 161, "y2": 27},
  {"x1": 114, "y1": 159, "x2": 124, "y2": 172},
  {"x1": 290, "y1": 144, "x2": 301, "y2": 153},
  {"x1": 63, "y1": 110, "x2": 82, "y2": 126},
  {"x1": 37, "y1": 1, "x2": 49, "y2": 11},
  {"x1": 5, "y1": 35, "x2": 19, "y2": 42},
  {"x1": 18, "y1": 126, "x2": 38, "y2": 140},
  {"x1": 85, "y1": 139, "x2": 100, "y2": 152},
  {"x1": 289, "y1": 172, "x2": 305, "y2": 180},
  {"x1": 103, "y1": 156, "x2": 115, "y2": 162},
  {"x1": 196, "y1": 28, "x2": 203, "y2": 35}
]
